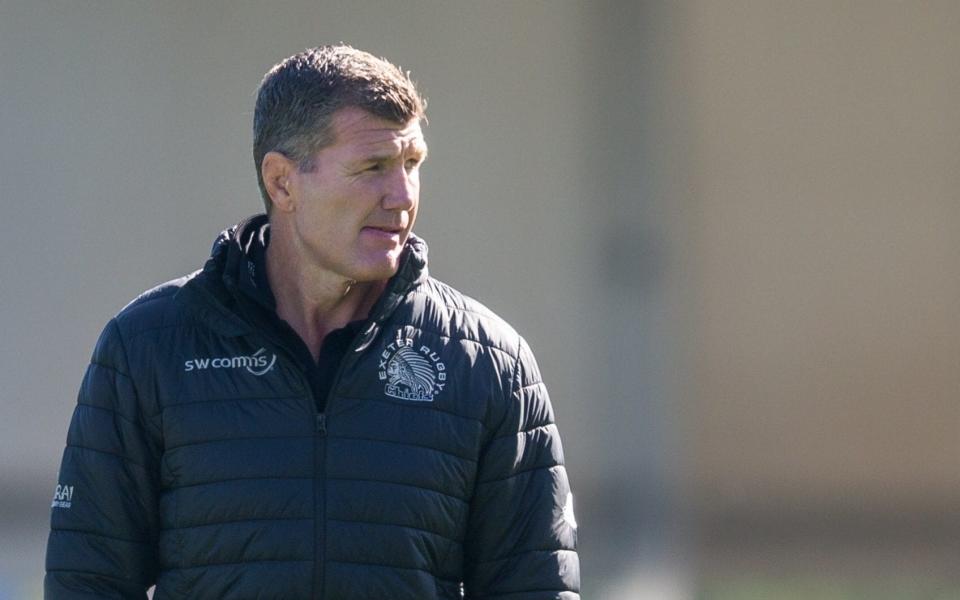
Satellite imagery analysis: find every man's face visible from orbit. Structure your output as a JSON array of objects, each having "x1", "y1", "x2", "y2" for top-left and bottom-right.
[{"x1": 286, "y1": 106, "x2": 427, "y2": 283}]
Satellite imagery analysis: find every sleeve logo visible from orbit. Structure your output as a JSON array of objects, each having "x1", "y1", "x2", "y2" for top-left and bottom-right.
[{"x1": 51, "y1": 483, "x2": 74, "y2": 509}]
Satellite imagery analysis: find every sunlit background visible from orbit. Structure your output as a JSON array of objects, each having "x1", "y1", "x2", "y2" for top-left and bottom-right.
[{"x1": 2, "y1": 2, "x2": 958, "y2": 598}]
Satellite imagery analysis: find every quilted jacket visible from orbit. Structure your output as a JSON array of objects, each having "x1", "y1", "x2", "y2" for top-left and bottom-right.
[{"x1": 45, "y1": 218, "x2": 580, "y2": 599}]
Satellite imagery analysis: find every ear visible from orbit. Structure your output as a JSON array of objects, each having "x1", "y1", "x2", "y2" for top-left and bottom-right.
[{"x1": 261, "y1": 151, "x2": 297, "y2": 213}]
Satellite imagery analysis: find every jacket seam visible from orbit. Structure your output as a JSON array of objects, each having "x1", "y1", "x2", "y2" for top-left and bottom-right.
[
  {"x1": 50, "y1": 526, "x2": 154, "y2": 545},
  {"x1": 110, "y1": 319, "x2": 136, "y2": 389},
  {"x1": 125, "y1": 289, "x2": 178, "y2": 309},
  {"x1": 471, "y1": 588, "x2": 581, "y2": 597},
  {"x1": 89, "y1": 359, "x2": 131, "y2": 379},
  {"x1": 77, "y1": 401, "x2": 142, "y2": 429},
  {"x1": 65, "y1": 444, "x2": 150, "y2": 471},
  {"x1": 327, "y1": 433, "x2": 477, "y2": 464},
  {"x1": 398, "y1": 320, "x2": 517, "y2": 357},
  {"x1": 409, "y1": 289, "x2": 500, "y2": 320},
  {"x1": 165, "y1": 558, "x2": 312, "y2": 571},
  {"x1": 418, "y1": 330, "x2": 516, "y2": 357},
  {"x1": 327, "y1": 516, "x2": 464, "y2": 544},
  {"x1": 361, "y1": 396, "x2": 487, "y2": 428},
  {"x1": 326, "y1": 559, "x2": 456, "y2": 582},
  {"x1": 115, "y1": 294, "x2": 177, "y2": 329},
  {"x1": 471, "y1": 546, "x2": 578, "y2": 567},
  {"x1": 489, "y1": 421, "x2": 556, "y2": 442},
  {"x1": 486, "y1": 334, "x2": 523, "y2": 442},
  {"x1": 46, "y1": 568, "x2": 142, "y2": 585},
  {"x1": 160, "y1": 395, "x2": 306, "y2": 411},
  {"x1": 122, "y1": 320, "x2": 200, "y2": 344},
  {"x1": 477, "y1": 463, "x2": 565, "y2": 486},
  {"x1": 162, "y1": 516, "x2": 311, "y2": 532},
  {"x1": 326, "y1": 476, "x2": 469, "y2": 504},
  {"x1": 169, "y1": 475, "x2": 312, "y2": 492},
  {"x1": 110, "y1": 319, "x2": 159, "y2": 452},
  {"x1": 511, "y1": 336, "x2": 523, "y2": 397},
  {"x1": 514, "y1": 381, "x2": 545, "y2": 393},
  {"x1": 165, "y1": 433, "x2": 312, "y2": 452}
]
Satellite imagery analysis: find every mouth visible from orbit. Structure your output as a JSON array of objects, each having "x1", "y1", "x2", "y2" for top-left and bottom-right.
[
  {"x1": 361, "y1": 225, "x2": 405, "y2": 242},
  {"x1": 364, "y1": 225, "x2": 403, "y2": 234}
]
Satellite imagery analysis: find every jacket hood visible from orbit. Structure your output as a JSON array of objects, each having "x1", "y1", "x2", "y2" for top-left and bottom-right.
[{"x1": 177, "y1": 214, "x2": 430, "y2": 343}]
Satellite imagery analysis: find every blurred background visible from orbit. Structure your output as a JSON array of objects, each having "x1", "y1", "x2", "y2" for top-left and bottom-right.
[{"x1": 1, "y1": 1, "x2": 958, "y2": 598}]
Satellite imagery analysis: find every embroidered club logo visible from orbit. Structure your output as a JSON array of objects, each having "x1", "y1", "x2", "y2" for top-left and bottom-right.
[{"x1": 378, "y1": 333, "x2": 446, "y2": 402}]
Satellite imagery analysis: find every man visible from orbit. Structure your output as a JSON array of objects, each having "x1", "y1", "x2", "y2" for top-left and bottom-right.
[{"x1": 45, "y1": 45, "x2": 580, "y2": 599}]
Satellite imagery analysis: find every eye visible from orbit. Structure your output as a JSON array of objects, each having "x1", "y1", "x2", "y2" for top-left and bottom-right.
[
  {"x1": 404, "y1": 158, "x2": 422, "y2": 171},
  {"x1": 366, "y1": 163, "x2": 383, "y2": 172}
]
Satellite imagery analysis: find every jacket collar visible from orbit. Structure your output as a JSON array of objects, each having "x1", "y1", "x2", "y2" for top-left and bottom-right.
[{"x1": 176, "y1": 214, "x2": 429, "y2": 341}]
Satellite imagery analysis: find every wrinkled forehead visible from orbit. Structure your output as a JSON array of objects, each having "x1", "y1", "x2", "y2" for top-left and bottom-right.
[{"x1": 331, "y1": 107, "x2": 426, "y2": 156}]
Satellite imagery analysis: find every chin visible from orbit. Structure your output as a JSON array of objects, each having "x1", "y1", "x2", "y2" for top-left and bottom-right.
[{"x1": 348, "y1": 259, "x2": 401, "y2": 283}]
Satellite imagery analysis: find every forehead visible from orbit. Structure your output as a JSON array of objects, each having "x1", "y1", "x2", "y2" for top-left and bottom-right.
[{"x1": 328, "y1": 106, "x2": 425, "y2": 155}]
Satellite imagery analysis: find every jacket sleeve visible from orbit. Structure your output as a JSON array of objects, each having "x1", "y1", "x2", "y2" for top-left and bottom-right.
[
  {"x1": 463, "y1": 337, "x2": 580, "y2": 599},
  {"x1": 45, "y1": 319, "x2": 160, "y2": 599}
]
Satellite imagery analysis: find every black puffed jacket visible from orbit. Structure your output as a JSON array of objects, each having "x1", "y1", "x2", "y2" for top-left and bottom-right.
[{"x1": 45, "y1": 218, "x2": 580, "y2": 599}]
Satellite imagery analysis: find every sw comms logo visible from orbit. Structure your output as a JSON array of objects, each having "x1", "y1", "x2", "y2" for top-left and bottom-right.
[
  {"x1": 378, "y1": 332, "x2": 446, "y2": 402},
  {"x1": 184, "y1": 348, "x2": 276, "y2": 376}
]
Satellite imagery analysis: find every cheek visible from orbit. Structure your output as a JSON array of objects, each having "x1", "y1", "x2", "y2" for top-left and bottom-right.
[
  {"x1": 408, "y1": 178, "x2": 421, "y2": 214},
  {"x1": 408, "y1": 201, "x2": 420, "y2": 228}
]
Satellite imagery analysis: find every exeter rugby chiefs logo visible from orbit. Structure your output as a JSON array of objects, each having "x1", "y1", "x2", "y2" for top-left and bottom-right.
[{"x1": 378, "y1": 332, "x2": 446, "y2": 402}]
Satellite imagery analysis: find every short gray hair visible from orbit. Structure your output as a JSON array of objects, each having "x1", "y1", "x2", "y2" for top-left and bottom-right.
[{"x1": 253, "y1": 45, "x2": 426, "y2": 212}]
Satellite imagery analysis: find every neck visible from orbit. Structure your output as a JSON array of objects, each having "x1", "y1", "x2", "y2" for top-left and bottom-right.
[{"x1": 265, "y1": 225, "x2": 385, "y2": 361}]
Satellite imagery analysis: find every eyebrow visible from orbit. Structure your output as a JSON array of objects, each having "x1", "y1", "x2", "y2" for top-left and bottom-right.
[{"x1": 361, "y1": 145, "x2": 428, "y2": 163}]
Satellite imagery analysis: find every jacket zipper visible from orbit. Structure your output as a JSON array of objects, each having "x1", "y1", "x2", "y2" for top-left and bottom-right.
[
  {"x1": 313, "y1": 325, "x2": 374, "y2": 600},
  {"x1": 244, "y1": 333, "x2": 328, "y2": 599},
  {"x1": 313, "y1": 411, "x2": 327, "y2": 599},
  {"x1": 245, "y1": 327, "x2": 373, "y2": 600}
]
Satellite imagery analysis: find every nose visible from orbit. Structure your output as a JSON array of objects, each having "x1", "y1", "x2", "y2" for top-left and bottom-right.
[{"x1": 381, "y1": 165, "x2": 418, "y2": 212}]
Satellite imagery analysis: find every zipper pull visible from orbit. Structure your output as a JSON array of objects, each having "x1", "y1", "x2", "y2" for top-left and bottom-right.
[{"x1": 315, "y1": 413, "x2": 327, "y2": 435}]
